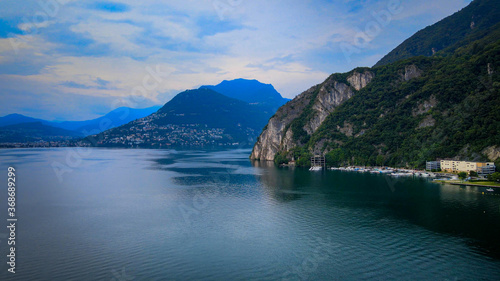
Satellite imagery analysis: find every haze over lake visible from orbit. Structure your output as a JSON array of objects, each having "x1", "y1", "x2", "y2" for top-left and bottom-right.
[{"x1": 1, "y1": 148, "x2": 499, "y2": 280}]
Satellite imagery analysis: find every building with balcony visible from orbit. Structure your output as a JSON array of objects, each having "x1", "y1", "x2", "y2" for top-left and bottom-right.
[
  {"x1": 426, "y1": 161, "x2": 441, "y2": 171},
  {"x1": 439, "y1": 160, "x2": 496, "y2": 175}
]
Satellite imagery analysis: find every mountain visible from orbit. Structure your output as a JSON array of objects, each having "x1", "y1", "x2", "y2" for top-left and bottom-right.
[
  {"x1": 86, "y1": 89, "x2": 271, "y2": 147},
  {"x1": 252, "y1": 0, "x2": 500, "y2": 168},
  {"x1": 0, "y1": 106, "x2": 161, "y2": 137},
  {"x1": 375, "y1": 0, "x2": 500, "y2": 67},
  {"x1": 0, "y1": 122, "x2": 83, "y2": 143},
  {"x1": 200, "y1": 79, "x2": 289, "y2": 114},
  {"x1": 0, "y1": 113, "x2": 48, "y2": 127},
  {"x1": 155, "y1": 88, "x2": 269, "y2": 129},
  {"x1": 51, "y1": 106, "x2": 161, "y2": 134}
]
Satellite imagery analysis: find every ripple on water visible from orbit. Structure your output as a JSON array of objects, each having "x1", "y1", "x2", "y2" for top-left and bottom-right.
[{"x1": 2, "y1": 148, "x2": 500, "y2": 280}]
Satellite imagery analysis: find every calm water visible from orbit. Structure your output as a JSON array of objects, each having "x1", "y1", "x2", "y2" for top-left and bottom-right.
[{"x1": 0, "y1": 148, "x2": 499, "y2": 280}]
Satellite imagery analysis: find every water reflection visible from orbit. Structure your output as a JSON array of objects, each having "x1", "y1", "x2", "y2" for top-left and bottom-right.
[
  {"x1": 1, "y1": 148, "x2": 499, "y2": 280},
  {"x1": 252, "y1": 160, "x2": 314, "y2": 202},
  {"x1": 251, "y1": 160, "x2": 500, "y2": 258}
]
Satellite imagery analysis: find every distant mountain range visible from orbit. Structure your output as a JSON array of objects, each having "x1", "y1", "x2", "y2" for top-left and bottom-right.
[
  {"x1": 1, "y1": 78, "x2": 288, "y2": 146},
  {"x1": 0, "y1": 114, "x2": 48, "y2": 127},
  {"x1": 0, "y1": 122, "x2": 84, "y2": 143},
  {"x1": 86, "y1": 81, "x2": 287, "y2": 147},
  {"x1": 51, "y1": 106, "x2": 162, "y2": 133},
  {"x1": 252, "y1": 0, "x2": 500, "y2": 169},
  {"x1": 0, "y1": 106, "x2": 161, "y2": 142}
]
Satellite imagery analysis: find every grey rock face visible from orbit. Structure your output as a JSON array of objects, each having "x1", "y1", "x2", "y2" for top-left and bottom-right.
[
  {"x1": 347, "y1": 71, "x2": 375, "y2": 90},
  {"x1": 482, "y1": 146, "x2": 500, "y2": 161},
  {"x1": 417, "y1": 115, "x2": 436, "y2": 129},
  {"x1": 251, "y1": 70, "x2": 374, "y2": 161},
  {"x1": 403, "y1": 65, "x2": 422, "y2": 81},
  {"x1": 250, "y1": 86, "x2": 317, "y2": 161},
  {"x1": 305, "y1": 80, "x2": 355, "y2": 135}
]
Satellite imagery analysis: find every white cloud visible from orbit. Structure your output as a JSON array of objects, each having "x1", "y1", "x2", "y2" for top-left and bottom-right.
[
  {"x1": 0, "y1": 0, "x2": 473, "y2": 120},
  {"x1": 70, "y1": 21, "x2": 144, "y2": 54}
]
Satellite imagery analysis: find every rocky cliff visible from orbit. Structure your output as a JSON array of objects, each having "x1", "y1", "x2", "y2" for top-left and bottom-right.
[
  {"x1": 252, "y1": 45, "x2": 500, "y2": 168},
  {"x1": 251, "y1": 0, "x2": 500, "y2": 168},
  {"x1": 250, "y1": 69, "x2": 374, "y2": 160}
]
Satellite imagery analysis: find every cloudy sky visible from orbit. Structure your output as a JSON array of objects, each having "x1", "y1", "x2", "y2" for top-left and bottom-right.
[{"x1": 0, "y1": 0, "x2": 471, "y2": 121}]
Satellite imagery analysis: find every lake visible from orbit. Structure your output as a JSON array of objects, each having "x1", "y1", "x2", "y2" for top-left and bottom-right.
[{"x1": 0, "y1": 148, "x2": 499, "y2": 280}]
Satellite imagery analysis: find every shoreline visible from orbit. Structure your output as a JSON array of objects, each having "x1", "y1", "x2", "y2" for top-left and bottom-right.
[{"x1": 449, "y1": 182, "x2": 500, "y2": 188}]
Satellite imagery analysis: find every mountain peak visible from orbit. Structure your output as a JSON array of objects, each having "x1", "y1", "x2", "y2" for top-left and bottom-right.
[
  {"x1": 0, "y1": 113, "x2": 46, "y2": 127},
  {"x1": 200, "y1": 78, "x2": 288, "y2": 111},
  {"x1": 219, "y1": 78, "x2": 271, "y2": 86},
  {"x1": 4, "y1": 113, "x2": 25, "y2": 117}
]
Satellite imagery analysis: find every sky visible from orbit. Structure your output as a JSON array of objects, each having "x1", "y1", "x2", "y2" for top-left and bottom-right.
[{"x1": 0, "y1": 0, "x2": 471, "y2": 121}]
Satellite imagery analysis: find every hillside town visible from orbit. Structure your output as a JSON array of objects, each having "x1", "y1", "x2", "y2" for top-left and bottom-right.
[
  {"x1": 89, "y1": 120, "x2": 248, "y2": 147},
  {"x1": 0, "y1": 140, "x2": 86, "y2": 148}
]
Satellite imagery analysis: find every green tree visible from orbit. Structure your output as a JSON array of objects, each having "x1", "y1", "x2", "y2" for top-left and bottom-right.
[
  {"x1": 469, "y1": 171, "x2": 478, "y2": 177},
  {"x1": 274, "y1": 152, "x2": 288, "y2": 166},
  {"x1": 326, "y1": 148, "x2": 346, "y2": 167},
  {"x1": 458, "y1": 172, "x2": 467, "y2": 180},
  {"x1": 376, "y1": 155, "x2": 385, "y2": 166},
  {"x1": 297, "y1": 156, "x2": 311, "y2": 167},
  {"x1": 487, "y1": 172, "x2": 500, "y2": 182}
]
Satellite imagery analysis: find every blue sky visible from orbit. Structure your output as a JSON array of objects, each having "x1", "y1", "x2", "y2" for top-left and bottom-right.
[{"x1": 0, "y1": 0, "x2": 471, "y2": 121}]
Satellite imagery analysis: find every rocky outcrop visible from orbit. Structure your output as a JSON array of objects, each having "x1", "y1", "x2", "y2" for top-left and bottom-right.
[
  {"x1": 483, "y1": 146, "x2": 500, "y2": 161},
  {"x1": 487, "y1": 63, "x2": 494, "y2": 75},
  {"x1": 338, "y1": 121, "x2": 354, "y2": 137},
  {"x1": 347, "y1": 71, "x2": 374, "y2": 90},
  {"x1": 251, "y1": 70, "x2": 374, "y2": 161},
  {"x1": 417, "y1": 115, "x2": 436, "y2": 129},
  {"x1": 304, "y1": 79, "x2": 356, "y2": 134},
  {"x1": 413, "y1": 95, "x2": 437, "y2": 116},
  {"x1": 402, "y1": 65, "x2": 422, "y2": 81},
  {"x1": 250, "y1": 86, "x2": 317, "y2": 160}
]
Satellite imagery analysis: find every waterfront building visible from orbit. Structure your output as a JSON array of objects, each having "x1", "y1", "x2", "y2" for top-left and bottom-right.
[
  {"x1": 426, "y1": 161, "x2": 441, "y2": 171},
  {"x1": 478, "y1": 163, "x2": 496, "y2": 175},
  {"x1": 439, "y1": 160, "x2": 496, "y2": 174}
]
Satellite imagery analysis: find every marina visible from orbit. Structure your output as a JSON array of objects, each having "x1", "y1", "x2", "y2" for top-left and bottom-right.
[
  {"x1": 325, "y1": 166, "x2": 500, "y2": 189},
  {"x1": 328, "y1": 166, "x2": 441, "y2": 178}
]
